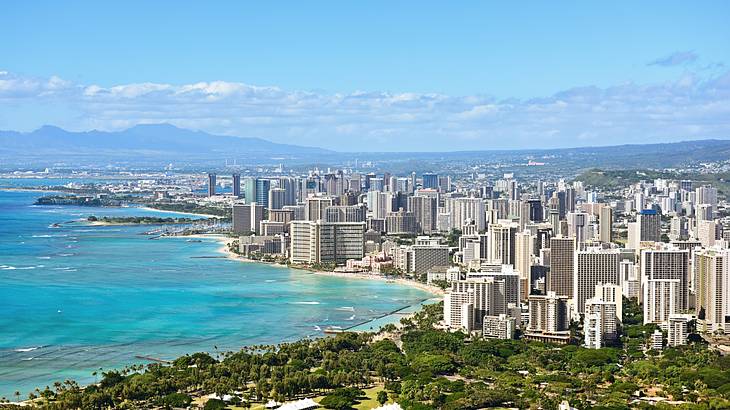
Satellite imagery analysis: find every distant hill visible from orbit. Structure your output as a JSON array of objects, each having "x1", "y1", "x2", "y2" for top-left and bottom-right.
[{"x1": 0, "y1": 124, "x2": 332, "y2": 161}]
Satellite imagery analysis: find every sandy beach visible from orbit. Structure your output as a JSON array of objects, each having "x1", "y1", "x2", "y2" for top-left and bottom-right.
[{"x1": 175, "y1": 233, "x2": 445, "y2": 296}]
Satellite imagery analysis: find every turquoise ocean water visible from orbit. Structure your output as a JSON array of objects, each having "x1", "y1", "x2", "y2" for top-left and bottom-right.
[{"x1": 0, "y1": 178, "x2": 431, "y2": 399}]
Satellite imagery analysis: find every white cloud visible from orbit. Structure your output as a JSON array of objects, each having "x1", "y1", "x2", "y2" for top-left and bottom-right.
[{"x1": 1, "y1": 69, "x2": 729, "y2": 151}]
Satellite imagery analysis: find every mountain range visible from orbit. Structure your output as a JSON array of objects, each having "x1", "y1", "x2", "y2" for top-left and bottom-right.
[
  {"x1": 2, "y1": 124, "x2": 730, "y2": 171},
  {"x1": 0, "y1": 124, "x2": 332, "y2": 160}
]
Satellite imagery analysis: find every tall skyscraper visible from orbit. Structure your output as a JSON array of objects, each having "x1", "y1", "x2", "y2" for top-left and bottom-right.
[
  {"x1": 548, "y1": 236, "x2": 575, "y2": 298},
  {"x1": 599, "y1": 205, "x2": 613, "y2": 243},
  {"x1": 515, "y1": 231, "x2": 534, "y2": 300},
  {"x1": 641, "y1": 246, "x2": 690, "y2": 326},
  {"x1": 487, "y1": 222, "x2": 518, "y2": 266},
  {"x1": 207, "y1": 173, "x2": 216, "y2": 197},
  {"x1": 573, "y1": 248, "x2": 621, "y2": 313},
  {"x1": 305, "y1": 196, "x2": 334, "y2": 221},
  {"x1": 694, "y1": 247, "x2": 730, "y2": 333},
  {"x1": 422, "y1": 173, "x2": 439, "y2": 190},
  {"x1": 243, "y1": 177, "x2": 256, "y2": 203},
  {"x1": 637, "y1": 209, "x2": 661, "y2": 243},
  {"x1": 232, "y1": 203, "x2": 264, "y2": 235},
  {"x1": 566, "y1": 212, "x2": 590, "y2": 247},
  {"x1": 255, "y1": 179, "x2": 271, "y2": 207},
  {"x1": 268, "y1": 188, "x2": 287, "y2": 210},
  {"x1": 232, "y1": 173, "x2": 241, "y2": 198}
]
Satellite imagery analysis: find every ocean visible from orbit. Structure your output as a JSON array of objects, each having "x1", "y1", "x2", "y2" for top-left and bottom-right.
[{"x1": 0, "y1": 178, "x2": 431, "y2": 399}]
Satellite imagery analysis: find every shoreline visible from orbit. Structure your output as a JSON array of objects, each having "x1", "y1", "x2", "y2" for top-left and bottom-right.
[
  {"x1": 167, "y1": 233, "x2": 444, "y2": 332},
  {"x1": 197, "y1": 234, "x2": 444, "y2": 296}
]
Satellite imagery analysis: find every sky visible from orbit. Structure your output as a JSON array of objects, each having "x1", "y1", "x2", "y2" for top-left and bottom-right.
[{"x1": 1, "y1": 1, "x2": 729, "y2": 152}]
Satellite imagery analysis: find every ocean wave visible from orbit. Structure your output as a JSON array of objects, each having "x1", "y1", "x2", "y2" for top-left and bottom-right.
[
  {"x1": 290, "y1": 301, "x2": 320, "y2": 305},
  {"x1": 264, "y1": 279, "x2": 277, "y2": 283},
  {"x1": 58, "y1": 253, "x2": 74, "y2": 257},
  {"x1": 14, "y1": 346, "x2": 42, "y2": 353},
  {"x1": 37, "y1": 256, "x2": 52, "y2": 259},
  {"x1": 346, "y1": 315, "x2": 356, "y2": 321},
  {"x1": 2, "y1": 266, "x2": 38, "y2": 270},
  {"x1": 313, "y1": 325, "x2": 322, "y2": 331},
  {"x1": 336, "y1": 306, "x2": 355, "y2": 312}
]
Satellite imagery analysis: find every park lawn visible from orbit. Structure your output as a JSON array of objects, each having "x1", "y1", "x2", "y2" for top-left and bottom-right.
[
  {"x1": 231, "y1": 385, "x2": 388, "y2": 410},
  {"x1": 353, "y1": 385, "x2": 387, "y2": 410}
]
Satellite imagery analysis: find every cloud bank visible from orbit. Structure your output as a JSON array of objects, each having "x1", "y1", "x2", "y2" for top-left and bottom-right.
[
  {"x1": 647, "y1": 51, "x2": 699, "y2": 67},
  {"x1": 1, "y1": 69, "x2": 729, "y2": 152}
]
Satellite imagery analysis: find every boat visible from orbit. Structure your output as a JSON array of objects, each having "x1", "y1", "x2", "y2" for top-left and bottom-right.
[{"x1": 48, "y1": 223, "x2": 62, "y2": 228}]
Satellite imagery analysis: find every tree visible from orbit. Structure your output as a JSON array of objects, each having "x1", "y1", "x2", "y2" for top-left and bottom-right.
[{"x1": 377, "y1": 390, "x2": 388, "y2": 405}]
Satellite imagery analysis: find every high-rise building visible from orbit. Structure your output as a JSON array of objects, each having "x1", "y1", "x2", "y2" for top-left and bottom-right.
[
  {"x1": 445, "y1": 197, "x2": 486, "y2": 232},
  {"x1": 255, "y1": 179, "x2": 271, "y2": 207},
  {"x1": 573, "y1": 248, "x2": 621, "y2": 313},
  {"x1": 393, "y1": 243, "x2": 450, "y2": 275},
  {"x1": 515, "y1": 231, "x2": 534, "y2": 301},
  {"x1": 324, "y1": 204, "x2": 367, "y2": 223},
  {"x1": 566, "y1": 212, "x2": 590, "y2": 247},
  {"x1": 243, "y1": 177, "x2": 256, "y2": 203},
  {"x1": 268, "y1": 188, "x2": 287, "y2": 210},
  {"x1": 385, "y1": 209, "x2": 418, "y2": 235},
  {"x1": 305, "y1": 196, "x2": 334, "y2": 221},
  {"x1": 668, "y1": 314, "x2": 692, "y2": 347},
  {"x1": 525, "y1": 291, "x2": 571, "y2": 344},
  {"x1": 599, "y1": 205, "x2": 613, "y2": 243},
  {"x1": 637, "y1": 209, "x2": 661, "y2": 243},
  {"x1": 642, "y1": 246, "x2": 690, "y2": 326},
  {"x1": 487, "y1": 222, "x2": 518, "y2": 266},
  {"x1": 422, "y1": 173, "x2": 439, "y2": 190},
  {"x1": 584, "y1": 284, "x2": 622, "y2": 349},
  {"x1": 548, "y1": 236, "x2": 575, "y2": 298},
  {"x1": 408, "y1": 195, "x2": 438, "y2": 234},
  {"x1": 694, "y1": 247, "x2": 730, "y2": 333},
  {"x1": 207, "y1": 173, "x2": 217, "y2": 197},
  {"x1": 232, "y1": 203, "x2": 264, "y2": 235},
  {"x1": 232, "y1": 173, "x2": 241, "y2": 198},
  {"x1": 526, "y1": 199, "x2": 543, "y2": 222},
  {"x1": 289, "y1": 220, "x2": 365, "y2": 265}
]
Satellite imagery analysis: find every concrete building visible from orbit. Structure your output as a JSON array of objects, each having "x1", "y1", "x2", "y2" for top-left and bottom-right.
[
  {"x1": 324, "y1": 204, "x2": 367, "y2": 223},
  {"x1": 583, "y1": 284, "x2": 622, "y2": 349},
  {"x1": 642, "y1": 246, "x2": 690, "y2": 327},
  {"x1": 694, "y1": 247, "x2": 730, "y2": 333},
  {"x1": 393, "y1": 243, "x2": 450, "y2": 276},
  {"x1": 289, "y1": 220, "x2": 365, "y2": 265},
  {"x1": 305, "y1": 196, "x2": 334, "y2": 221},
  {"x1": 482, "y1": 314, "x2": 516, "y2": 339},
  {"x1": 548, "y1": 236, "x2": 575, "y2": 298},
  {"x1": 525, "y1": 291, "x2": 571, "y2": 344},
  {"x1": 573, "y1": 248, "x2": 621, "y2": 314},
  {"x1": 637, "y1": 209, "x2": 661, "y2": 243},
  {"x1": 599, "y1": 205, "x2": 613, "y2": 243},
  {"x1": 385, "y1": 209, "x2": 418, "y2": 235},
  {"x1": 207, "y1": 173, "x2": 216, "y2": 197},
  {"x1": 232, "y1": 203, "x2": 264, "y2": 235},
  {"x1": 668, "y1": 314, "x2": 693, "y2": 347}
]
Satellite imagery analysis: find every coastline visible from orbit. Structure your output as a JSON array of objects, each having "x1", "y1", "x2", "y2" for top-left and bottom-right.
[
  {"x1": 193, "y1": 233, "x2": 445, "y2": 296},
  {"x1": 167, "y1": 233, "x2": 444, "y2": 332}
]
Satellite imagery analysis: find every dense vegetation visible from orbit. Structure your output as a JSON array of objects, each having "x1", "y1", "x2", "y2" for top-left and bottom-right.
[
  {"x1": 86, "y1": 216, "x2": 197, "y2": 224},
  {"x1": 575, "y1": 168, "x2": 730, "y2": 198},
  {"x1": 3, "y1": 299, "x2": 730, "y2": 409}
]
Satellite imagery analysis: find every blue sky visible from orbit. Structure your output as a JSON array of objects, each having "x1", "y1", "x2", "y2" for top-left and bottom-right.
[{"x1": 1, "y1": 1, "x2": 729, "y2": 151}]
